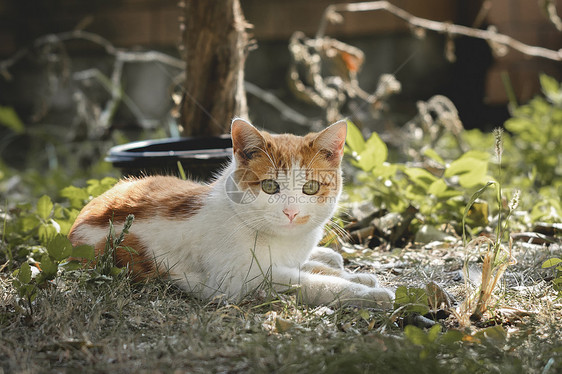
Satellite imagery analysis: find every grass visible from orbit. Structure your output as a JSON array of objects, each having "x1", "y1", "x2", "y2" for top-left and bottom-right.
[{"x1": 1, "y1": 240, "x2": 561, "y2": 374}]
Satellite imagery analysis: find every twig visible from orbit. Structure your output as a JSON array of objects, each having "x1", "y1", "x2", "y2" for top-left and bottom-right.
[
  {"x1": 0, "y1": 30, "x2": 184, "y2": 73},
  {"x1": 244, "y1": 81, "x2": 316, "y2": 127},
  {"x1": 316, "y1": 1, "x2": 562, "y2": 61},
  {"x1": 542, "y1": 0, "x2": 562, "y2": 31},
  {"x1": 472, "y1": 0, "x2": 493, "y2": 28}
]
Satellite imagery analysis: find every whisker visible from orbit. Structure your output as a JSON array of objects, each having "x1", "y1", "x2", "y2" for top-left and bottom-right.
[
  {"x1": 308, "y1": 215, "x2": 350, "y2": 243},
  {"x1": 327, "y1": 219, "x2": 351, "y2": 241}
]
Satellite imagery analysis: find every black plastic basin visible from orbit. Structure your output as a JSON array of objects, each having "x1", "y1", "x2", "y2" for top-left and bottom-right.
[{"x1": 106, "y1": 135, "x2": 232, "y2": 180}]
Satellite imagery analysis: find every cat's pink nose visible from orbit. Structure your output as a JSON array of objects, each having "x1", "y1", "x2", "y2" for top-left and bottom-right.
[{"x1": 283, "y1": 208, "x2": 299, "y2": 223}]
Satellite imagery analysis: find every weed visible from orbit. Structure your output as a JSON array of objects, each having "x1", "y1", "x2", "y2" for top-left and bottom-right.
[
  {"x1": 94, "y1": 213, "x2": 136, "y2": 279},
  {"x1": 458, "y1": 128, "x2": 518, "y2": 323},
  {"x1": 1, "y1": 178, "x2": 118, "y2": 313},
  {"x1": 461, "y1": 75, "x2": 562, "y2": 223}
]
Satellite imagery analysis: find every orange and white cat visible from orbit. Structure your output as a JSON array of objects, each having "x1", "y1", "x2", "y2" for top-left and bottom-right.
[{"x1": 69, "y1": 119, "x2": 394, "y2": 307}]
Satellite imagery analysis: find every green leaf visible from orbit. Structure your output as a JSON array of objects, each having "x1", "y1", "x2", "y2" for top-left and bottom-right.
[
  {"x1": 444, "y1": 152, "x2": 490, "y2": 188},
  {"x1": 404, "y1": 168, "x2": 437, "y2": 189},
  {"x1": 0, "y1": 105, "x2": 25, "y2": 133},
  {"x1": 53, "y1": 204, "x2": 64, "y2": 219},
  {"x1": 17, "y1": 262, "x2": 32, "y2": 284},
  {"x1": 540, "y1": 74, "x2": 559, "y2": 94},
  {"x1": 40, "y1": 253, "x2": 58, "y2": 278},
  {"x1": 394, "y1": 286, "x2": 408, "y2": 304},
  {"x1": 20, "y1": 215, "x2": 41, "y2": 232},
  {"x1": 86, "y1": 178, "x2": 117, "y2": 198},
  {"x1": 394, "y1": 286, "x2": 430, "y2": 315},
  {"x1": 38, "y1": 223, "x2": 58, "y2": 245},
  {"x1": 345, "y1": 121, "x2": 365, "y2": 154},
  {"x1": 427, "y1": 324, "x2": 442, "y2": 343},
  {"x1": 71, "y1": 244, "x2": 95, "y2": 261},
  {"x1": 427, "y1": 179, "x2": 447, "y2": 196},
  {"x1": 62, "y1": 209, "x2": 80, "y2": 228},
  {"x1": 36, "y1": 195, "x2": 54, "y2": 220},
  {"x1": 356, "y1": 131, "x2": 387, "y2": 171},
  {"x1": 423, "y1": 148, "x2": 444, "y2": 165},
  {"x1": 60, "y1": 186, "x2": 90, "y2": 209},
  {"x1": 542, "y1": 258, "x2": 562, "y2": 268},
  {"x1": 404, "y1": 325, "x2": 428, "y2": 346},
  {"x1": 504, "y1": 117, "x2": 532, "y2": 135},
  {"x1": 439, "y1": 329, "x2": 464, "y2": 345},
  {"x1": 100, "y1": 177, "x2": 118, "y2": 188},
  {"x1": 55, "y1": 219, "x2": 73, "y2": 236},
  {"x1": 47, "y1": 234, "x2": 73, "y2": 261},
  {"x1": 372, "y1": 163, "x2": 397, "y2": 178},
  {"x1": 540, "y1": 74, "x2": 562, "y2": 105}
]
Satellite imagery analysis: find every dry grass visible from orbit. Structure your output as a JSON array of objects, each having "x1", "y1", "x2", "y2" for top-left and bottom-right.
[{"x1": 1, "y1": 241, "x2": 561, "y2": 374}]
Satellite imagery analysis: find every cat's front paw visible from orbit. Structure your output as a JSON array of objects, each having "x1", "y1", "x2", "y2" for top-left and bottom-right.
[
  {"x1": 367, "y1": 287, "x2": 395, "y2": 309},
  {"x1": 346, "y1": 272, "x2": 380, "y2": 287},
  {"x1": 309, "y1": 247, "x2": 344, "y2": 269}
]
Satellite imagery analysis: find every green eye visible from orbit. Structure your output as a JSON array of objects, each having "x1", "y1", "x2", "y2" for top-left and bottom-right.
[
  {"x1": 261, "y1": 179, "x2": 280, "y2": 194},
  {"x1": 302, "y1": 180, "x2": 320, "y2": 195}
]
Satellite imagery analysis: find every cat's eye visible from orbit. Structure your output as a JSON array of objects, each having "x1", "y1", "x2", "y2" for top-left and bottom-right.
[
  {"x1": 302, "y1": 180, "x2": 320, "y2": 195},
  {"x1": 261, "y1": 179, "x2": 280, "y2": 194}
]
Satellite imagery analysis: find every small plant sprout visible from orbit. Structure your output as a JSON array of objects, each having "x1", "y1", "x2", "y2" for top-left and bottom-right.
[
  {"x1": 96, "y1": 214, "x2": 136, "y2": 278},
  {"x1": 458, "y1": 128, "x2": 518, "y2": 324},
  {"x1": 493, "y1": 127, "x2": 504, "y2": 242},
  {"x1": 493, "y1": 127, "x2": 504, "y2": 165}
]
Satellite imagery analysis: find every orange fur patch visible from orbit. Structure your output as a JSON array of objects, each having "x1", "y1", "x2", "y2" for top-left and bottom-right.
[
  {"x1": 295, "y1": 215, "x2": 311, "y2": 225},
  {"x1": 70, "y1": 176, "x2": 210, "y2": 229},
  {"x1": 68, "y1": 176, "x2": 209, "y2": 281}
]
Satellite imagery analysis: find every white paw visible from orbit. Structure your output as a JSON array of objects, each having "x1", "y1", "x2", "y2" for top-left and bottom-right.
[
  {"x1": 308, "y1": 247, "x2": 344, "y2": 269},
  {"x1": 368, "y1": 287, "x2": 395, "y2": 309},
  {"x1": 346, "y1": 272, "x2": 380, "y2": 287}
]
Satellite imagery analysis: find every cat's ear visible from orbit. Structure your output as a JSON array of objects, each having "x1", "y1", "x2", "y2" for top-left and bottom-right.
[
  {"x1": 231, "y1": 118, "x2": 265, "y2": 162},
  {"x1": 313, "y1": 120, "x2": 347, "y2": 164}
]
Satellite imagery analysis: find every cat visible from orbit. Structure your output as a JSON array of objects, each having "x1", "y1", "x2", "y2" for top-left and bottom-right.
[{"x1": 68, "y1": 118, "x2": 394, "y2": 308}]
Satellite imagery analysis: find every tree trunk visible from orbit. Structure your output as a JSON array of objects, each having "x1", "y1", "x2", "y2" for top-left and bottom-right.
[{"x1": 180, "y1": 0, "x2": 250, "y2": 137}]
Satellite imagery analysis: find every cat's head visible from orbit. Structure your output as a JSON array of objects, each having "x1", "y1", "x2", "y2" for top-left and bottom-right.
[{"x1": 226, "y1": 118, "x2": 346, "y2": 236}]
